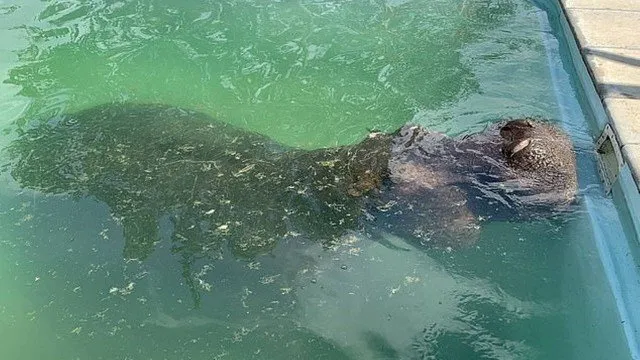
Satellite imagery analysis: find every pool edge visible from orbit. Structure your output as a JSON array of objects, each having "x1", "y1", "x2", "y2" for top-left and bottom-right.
[
  {"x1": 542, "y1": 0, "x2": 640, "y2": 359},
  {"x1": 557, "y1": 0, "x2": 640, "y2": 193},
  {"x1": 554, "y1": 0, "x2": 640, "y2": 245}
]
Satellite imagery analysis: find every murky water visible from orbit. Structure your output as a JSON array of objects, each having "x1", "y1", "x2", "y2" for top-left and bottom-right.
[{"x1": 0, "y1": 0, "x2": 633, "y2": 359}]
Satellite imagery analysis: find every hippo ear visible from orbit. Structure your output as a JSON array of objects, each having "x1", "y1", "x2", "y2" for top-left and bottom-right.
[
  {"x1": 505, "y1": 138, "x2": 531, "y2": 157},
  {"x1": 509, "y1": 119, "x2": 534, "y2": 128}
]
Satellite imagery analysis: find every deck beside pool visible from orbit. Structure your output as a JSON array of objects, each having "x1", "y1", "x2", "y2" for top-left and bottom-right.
[{"x1": 559, "y1": 0, "x2": 640, "y2": 189}]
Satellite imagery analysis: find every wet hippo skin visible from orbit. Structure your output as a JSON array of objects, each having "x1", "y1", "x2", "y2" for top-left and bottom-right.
[
  {"x1": 7, "y1": 104, "x2": 578, "y2": 259},
  {"x1": 377, "y1": 118, "x2": 577, "y2": 248}
]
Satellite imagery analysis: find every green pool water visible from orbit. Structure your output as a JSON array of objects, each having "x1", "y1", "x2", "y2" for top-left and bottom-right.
[{"x1": 0, "y1": 0, "x2": 633, "y2": 359}]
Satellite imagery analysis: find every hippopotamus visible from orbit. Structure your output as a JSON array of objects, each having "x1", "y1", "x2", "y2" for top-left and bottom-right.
[
  {"x1": 376, "y1": 118, "x2": 578, "y2": 247},
  {"x1": 7, "y1": 104, "x2": 577, "y2": 259}
]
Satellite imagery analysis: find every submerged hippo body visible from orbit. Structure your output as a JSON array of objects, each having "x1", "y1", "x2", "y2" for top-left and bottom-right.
[
  {"x1": 376, "y1": 119, "x2": 578, "y2": 246},
  {"x1": 8, "y1": 104, "x2": 577, "y2": 259}
]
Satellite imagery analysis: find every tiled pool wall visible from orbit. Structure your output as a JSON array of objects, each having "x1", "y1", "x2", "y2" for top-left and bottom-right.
[{"x1": 538, "y1": 0, "x2": 640, "y2": 358}]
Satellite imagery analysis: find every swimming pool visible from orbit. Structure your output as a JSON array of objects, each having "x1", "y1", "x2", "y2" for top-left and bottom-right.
[{"x1": 0, "y1": 0, "x2": 638, "y2": 359}]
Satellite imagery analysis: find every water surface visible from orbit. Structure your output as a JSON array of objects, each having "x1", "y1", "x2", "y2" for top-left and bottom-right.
[{"x1": 0, "y1": 0, "x2": 632, "y2": 359}]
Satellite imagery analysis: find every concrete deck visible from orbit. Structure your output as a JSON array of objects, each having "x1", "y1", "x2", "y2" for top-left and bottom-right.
[{"x1": 560, "y1": 0, "x2": 640, "y2": 189}]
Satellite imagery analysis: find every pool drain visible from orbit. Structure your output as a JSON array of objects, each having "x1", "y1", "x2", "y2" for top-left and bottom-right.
[{"x1": 596, "y1": 124, "x2": 624, "y2": 193}]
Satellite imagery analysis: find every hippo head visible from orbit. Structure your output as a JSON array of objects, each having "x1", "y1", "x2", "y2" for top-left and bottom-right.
[
  {"x1": 386, "y1": 118, "x2": 578, "y2": 210},
  {"x1": 378, "y1": 118, "x2": 579, "y2": 248},
  {"x1": 500, "y1": 119, "x2": 537, "y2": 157},
  {"x1": 495, "y1": 119, "x2": 578, "y2": 213}
]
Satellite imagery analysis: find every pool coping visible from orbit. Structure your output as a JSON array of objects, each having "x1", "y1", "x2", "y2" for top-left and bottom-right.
[{"x1": 558, "y1": 0, "x2": 640, "y2": 191}]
